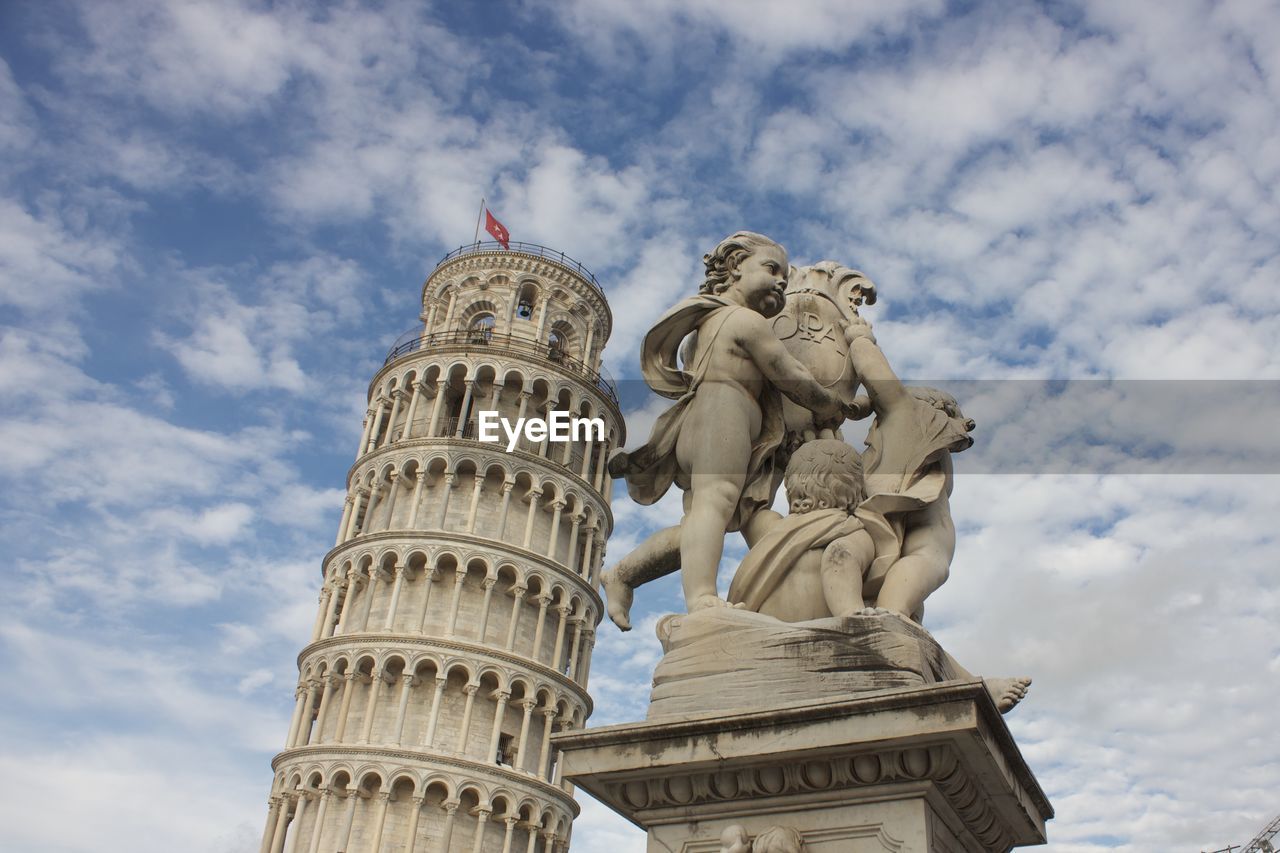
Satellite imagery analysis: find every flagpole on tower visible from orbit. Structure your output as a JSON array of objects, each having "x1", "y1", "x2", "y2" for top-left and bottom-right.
[{"x1": 473, "y1": 197, "x2": 485, "y2": 245}]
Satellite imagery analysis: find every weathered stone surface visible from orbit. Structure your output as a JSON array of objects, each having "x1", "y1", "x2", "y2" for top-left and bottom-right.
[
  {"x1": 648, "y1": 608, "x2": 961, "y2": 721},
  {"x1": 556, "y1": 681, "x2": 1053, "y2": 853}
]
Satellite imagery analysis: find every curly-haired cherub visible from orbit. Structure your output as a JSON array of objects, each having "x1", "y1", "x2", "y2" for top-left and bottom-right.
[{"x1": 609, "y1": 232, "x2": 850, "y2": 614}]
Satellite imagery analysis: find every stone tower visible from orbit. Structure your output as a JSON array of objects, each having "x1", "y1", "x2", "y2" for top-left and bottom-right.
[{"x1": 259, "y1": 241, "x2": 623, "y2": 853}]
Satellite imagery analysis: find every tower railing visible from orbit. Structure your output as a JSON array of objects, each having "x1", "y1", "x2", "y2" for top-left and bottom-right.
[
  {"x1": 436, "y1": 241, "x2": 603, "y2": 297},
  {"x1": 384, "y1": 329, "x2": 620, "y2": 405}
]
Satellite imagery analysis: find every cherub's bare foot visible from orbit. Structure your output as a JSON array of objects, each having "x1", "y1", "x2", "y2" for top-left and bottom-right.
[
  {"x1": 689, "y1": 593, "x2": 739, "y2": 613},
  {"x1": 984, "y1": 676, "x2": 1032, "y2": 714},
  {"x1": 600, "y1": 569, "x2": 634, "y2": 632}
]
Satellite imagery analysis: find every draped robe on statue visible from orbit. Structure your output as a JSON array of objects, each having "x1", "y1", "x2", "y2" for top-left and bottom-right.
[
  {"x1": 612, "y1": 294, "x2": 786, "y2": 533},
  {"x1": 728, "y1": 395, "x2": 973, "y2": 614}
]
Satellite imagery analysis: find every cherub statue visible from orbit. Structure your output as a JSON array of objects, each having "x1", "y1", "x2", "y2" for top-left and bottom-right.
[
  {"x1": 729, "y1": 436, "x2": 1030, "y2": 712},
  {"x1": 608, "y1": 232, "x2": 848, "y2": 614}
]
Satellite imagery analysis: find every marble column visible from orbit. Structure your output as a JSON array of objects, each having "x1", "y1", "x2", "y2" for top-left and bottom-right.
[
  {"x1": 359, "y1": 668, "x2": 383, "y2": 744},
  {"x1": 465, "y1": 474, "x2": 484, "y2": 533},
  {"x1": 444, "y1": 569, "x2": 467, "y2": 638},
  {"x1": 381, "y1": 471, "x2": 401, "y2": 529},
  {"x1": 504, "y1": 585, "x2": 526, "y2": 651},
  {"x1": 367, "y1": 791, "x2": 391, "y2": 852},
  {"x1": 565, "y1": 618, "x2": 584, "y2": 677},
  {"x1": 337, "y1": 789, "x2": 359, "y2": 853},
  {"x1": 416, "y1": 566, "x2": 440, "y2": 633},
  {"x1": 358, "y1": 567, "x2": 382, "y2": 632},
  {"x1": 514, "y1": 699, "x2": 536, "y2": 774},
  {"x1": 282, "y1": 789, "x2": 309, "y2": 853},
  {"x1": 335, "y1": 497, "x2": 354, "y2": 546},
  {"x1": 268, "y1": 793, "x2": 293, "y2": 853},
  {"x1": 292, "y1": 680, "x2": 318, "y2": 748},
  {"x1": 305, "y1": 789, "x2": 331, "y2": 853},
  {"x1": 427, "y1": 380, "x2": 447, "y2": 436},
  {"x1": 476, "y1": 577, "x2": 497, "y2": 642},
  {"x1": 496, "y1": 480, "x2": 515, "y2": 537},
  {"x1": 545, "y1": 499, "x2": 565, "y2": 560},
  {"x1": 423, "y1": 677, "x2": 447, "y2": 747},
  {"x1": 470, "y1": 808, "x2": 492, "y2": 853},
  {"x1": 259, "y1": 795, "x2": 281, "y2": 853},
  {"x1": 565, "y1": 515, "x2": 582, "y2": 574},
  {"x1": 392, "y1": 671, "x2": 416, "y2": 745},
  {"x1": 455, "y1": 381, "x2": 475, "y2": 437},
  {"x1": 521, "y1": 489, "x2": 542, "y2": 550},
  {"x1": 382, "y1": 563, "x2": 406, "y2": 632},
  {"x1": 438, "y1": 803, "x2": 459, "y2": 853},
  {"x1": 579, "y1": 525, "x2": 596, "y2": 580},
  {"x1": 550, "y1": 605, "x2": 570, "y2": 668},
  {"x1": 436, "y1": 472, "x2": 456, "y2": 530},
  {"x1": 404, "y1": 795, "x2": 426, "y2": 853},
  {"x1": 454, "y1": 683, "x2": 478, "y2": 754},
  {"x1": 383, "y1": 390, "x2": 404, "y2": 447},
  {"x1": 537, "y1": 708, "x2": 556, "y2": 780},
  {"x1": 487, "y1": 690, "x2": 512, "y2": 762},
  {"x1": 333, "y1": 672, "x2": 357, "y2": 742},
  {"x1": 530, "y1": 595, "x2": 551, "y2": 661},
  {"x1": 335, "y1": 568, "x2": 362, "y2": 634},
  {"x1": 402, "y1": 381, "x2": 424, "y2": 440},
  {"x1": 407, "y1": 470, "x2": 426, "y2": 528},
  {"x1": 312, "y1": 675, "x2": 337, "y2": 743},
  {"x1": 500, "y1": 816, "x2": 519, "y2": 853},
  {"x1": 285, "y1": 684, "x2": 307, "y2": 749},
  {"x1": 365, "y1": 398, "x2": 387, "y2": 453}
]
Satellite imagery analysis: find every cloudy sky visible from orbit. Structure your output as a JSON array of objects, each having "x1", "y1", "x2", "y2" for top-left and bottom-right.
[{"x1": 1, "y1": 0, "x2": 1278, "y2": 851}]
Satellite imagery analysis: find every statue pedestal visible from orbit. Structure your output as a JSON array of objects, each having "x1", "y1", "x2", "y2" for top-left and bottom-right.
[{"x1": 555, "y1": 681, "x2": 1052, "y2": 852}]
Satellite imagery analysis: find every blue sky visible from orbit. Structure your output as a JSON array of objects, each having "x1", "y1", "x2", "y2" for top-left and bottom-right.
[{"x1": 1, "y1": 1, "x2": 1278, "y2": 851}]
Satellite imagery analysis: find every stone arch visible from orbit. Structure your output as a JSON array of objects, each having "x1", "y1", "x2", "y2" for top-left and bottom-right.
[{"x1": 327, "y1": 767, "x2": 354, "y2": 792}]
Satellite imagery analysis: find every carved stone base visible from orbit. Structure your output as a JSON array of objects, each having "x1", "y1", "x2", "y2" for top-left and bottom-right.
[
  {"x1": 648, "y1": 608, "x2": 962, "y2": 721},
  {"x1": 554, "y1": 682, "x2": 1052, "y2": 852}
]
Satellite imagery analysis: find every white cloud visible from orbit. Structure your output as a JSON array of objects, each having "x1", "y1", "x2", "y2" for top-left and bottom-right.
[{"x1": 3, "y1": 1, "x2": 1280, "y2": 851}]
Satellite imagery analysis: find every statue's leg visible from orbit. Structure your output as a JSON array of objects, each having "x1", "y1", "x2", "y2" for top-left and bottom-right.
[
  {"x1": 940, "y1": 648, "x2": 1032, "y2": 714},
  {"x1": 600, "y1": 525, "x2": 680, "y2": 631},
  {"x1": 739, "y1": 507, "x2": 783, "y2": 548},
  {"x1": 820, "y1": 529, "x2": 875, "y2": 617},
  {"x1": 873, "y1": 496, "x2": 955, "y2": 619},
  {"x1": 676, "y1": 417, "x2": 751, "y2": 612}
]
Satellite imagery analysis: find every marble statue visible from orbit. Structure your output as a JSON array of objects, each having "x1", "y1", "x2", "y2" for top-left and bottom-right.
[
  {"x1": 555, "y1": 239, "x2": 1053, "y2": 853},
  {"x1": 607, "y1": 232, "x2": 850, "y2": 615},
  {"x1": 603, "y1": 238, "x2": 1030, "y2": 716}
]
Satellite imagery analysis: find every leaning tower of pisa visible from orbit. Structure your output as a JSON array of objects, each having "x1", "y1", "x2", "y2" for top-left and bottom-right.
[{"x1": 259, "y1": 241, "x2": 623, "y2": 853}]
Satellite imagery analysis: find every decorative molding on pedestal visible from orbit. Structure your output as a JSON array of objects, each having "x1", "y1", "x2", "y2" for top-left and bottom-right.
[{"x1": 555, "y1": 681, "x2": 1053, "y2": 853}]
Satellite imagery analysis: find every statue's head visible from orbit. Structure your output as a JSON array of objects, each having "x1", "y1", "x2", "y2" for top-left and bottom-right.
[
  {"x1": 784, "y1": 439, "x2": 864, "y2": 514},
  {"x1": 702, "y1": 231, "x2": 789, "y2": 317}
]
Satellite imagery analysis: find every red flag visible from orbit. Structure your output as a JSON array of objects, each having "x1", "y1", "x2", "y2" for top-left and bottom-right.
[{"x1": 484, "y1": 209, "x2": 510, "y2": 249}]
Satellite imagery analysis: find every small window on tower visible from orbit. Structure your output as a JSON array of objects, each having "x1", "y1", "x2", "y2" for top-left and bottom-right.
[
  {"x1": 547, "y1": 330, "x2": 566, "y2": 362},
  {"x1": 470, "y1": 314, "x2": 495, "y2": 344},
  {"x1": 516, "y1": 284, "x2": 537, "y2": 319},
  {"x1": 496, "y1": 733, "x2": 514, "y2": 766}
]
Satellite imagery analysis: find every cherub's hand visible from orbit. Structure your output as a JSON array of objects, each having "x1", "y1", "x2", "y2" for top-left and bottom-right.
[
  {"x1": 844, "y1": 315, "x2": 876, "y2": 345},
  {"x1": 843, "y1": 394, "x2": 872, "y2": 421},
  {"x1": 812, "y1": 394, "x2": 844, "y2": 431}
]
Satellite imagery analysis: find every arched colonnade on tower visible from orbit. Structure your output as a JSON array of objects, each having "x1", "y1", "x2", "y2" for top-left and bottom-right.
[
  {"x1": 262, "y1": 763, "x2": 573, "y2": 853},
  {"x1": 355, "y1": 358, "x2": 621, "y2": 497}
]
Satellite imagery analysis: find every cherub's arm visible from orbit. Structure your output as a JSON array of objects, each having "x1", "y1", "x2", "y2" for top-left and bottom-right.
[
  {"x1": 845, "y1": 318, "x2": 910, "y2": 418},
  {"x1": 731, "y1": 311, "x2": 843, "y2": 422}
]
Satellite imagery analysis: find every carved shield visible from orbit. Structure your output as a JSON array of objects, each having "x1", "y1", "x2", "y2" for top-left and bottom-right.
[{"x1": 772, "y1": 263, "x2": 863, "y2": 434}]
